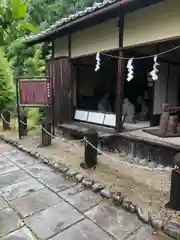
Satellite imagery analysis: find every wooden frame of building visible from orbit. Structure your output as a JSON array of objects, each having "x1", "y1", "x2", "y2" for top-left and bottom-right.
[{"x1": 25, "y1": 0, "x2": 180, "y2": 134}]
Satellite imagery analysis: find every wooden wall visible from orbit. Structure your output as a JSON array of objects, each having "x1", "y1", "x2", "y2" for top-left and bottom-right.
[{"x1": 46, "y1": 57, "x2": 72, "y2": 124}]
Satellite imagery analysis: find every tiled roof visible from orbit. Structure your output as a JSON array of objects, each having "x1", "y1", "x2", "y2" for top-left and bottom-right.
[{"x1": 24, "y1": 0, "x2": 120, "y2": 43}]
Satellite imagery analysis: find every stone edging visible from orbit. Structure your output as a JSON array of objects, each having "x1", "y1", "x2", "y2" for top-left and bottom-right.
[{"x1": 0, "y1": 135, "x2": 179, "y2": 239}]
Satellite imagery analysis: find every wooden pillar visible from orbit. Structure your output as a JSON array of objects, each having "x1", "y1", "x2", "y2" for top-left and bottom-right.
[
  {"x1": 51, "y1": 40, "x2": 55, "y2": 134},
  {"x1": 68, "y1": 34, "x2": 73, "y2": 121},
  {"x1": 116, "y1": 16, "x2": 125, "y2": 133}
]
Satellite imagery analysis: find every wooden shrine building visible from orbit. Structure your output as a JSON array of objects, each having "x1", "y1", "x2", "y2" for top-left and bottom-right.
[{"x1": 24, "y1": 0, "x2": 180, "y2": 164}]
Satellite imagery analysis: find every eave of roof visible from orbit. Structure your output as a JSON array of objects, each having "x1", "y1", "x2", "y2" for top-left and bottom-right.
[
  {"x1": 24, "y1": 0, "x2": 132, "y2": 45},
  {"x1": 24, "y1": 0, "x2": 165, "y2": 45}
]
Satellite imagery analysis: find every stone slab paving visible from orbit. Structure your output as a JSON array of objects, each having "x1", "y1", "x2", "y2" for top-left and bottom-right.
[
  {"x1": 58, "y1": 183, "x2": 85, "y2": 198},
  {"x1": 0, "y1": 142, "x2": 173, "y2": 240},
  {"x1": 10, "y1": 154, "x2": 38, "y2": 168},
  {"x1": 0, "y1": 156, "x2": 19, "y2": 175},
  {"x1": 85, "y1": 202, "x2": 142, "y2": 240},
  {"x1": 10, "y1": 188, "x2": 60, "y2": 218},
  {"x1": 25, "y1": 201, "x2": 84, "y2": 239},
  {"x1": 65, "y1": 190, "x2": 103, "y2": 212},
  {"x1": 50, "y1": 219, "x2": 113, "y2": 240},
  {"x1": 0, "y1": 178, "x2": 44, "y2": 201},
  {"x1": 1, "y1": 227, "x2": 37, "y2": 240},
  {"x1": 0, "y1": 196, "x2": 8, "y2": 210},
  {"x1": 0, "y1": 208, "x2": 22, "y2": 237},
  {"x1": 128, "y1": 225, "x2": 171, "y2": 240},
  {"x1": 0, "y1": 169, "x2": 29, "y2": 188}
]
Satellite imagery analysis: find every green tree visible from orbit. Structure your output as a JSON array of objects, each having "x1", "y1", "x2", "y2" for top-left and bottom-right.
[
  {"x1": 0, "y1": 0, "x2": 38, "y2": 44},
  {"x1": 0, "y1": 0, "x2": 38, "y2": 112},
  {"x1": 23, "y1": 46, "x2": 45, "y2": 76},
  {"x1": 3, "y1": 0, "x2": 100, "y2": 79},
  {"x1": 6, "y1": 38, "x2": 35, "y2": 76},
  {"x1": 0, "y1": 48, "x2": 15, "y2": 111}
]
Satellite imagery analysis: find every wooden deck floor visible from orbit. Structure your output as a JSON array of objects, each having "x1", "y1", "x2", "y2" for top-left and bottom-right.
[
  {"x1": 59, "y1": 121, "x2": 150, "y2": 137},
  {"x1": 120, "y1": 129, "x2": 180, "y2": 151},
  {"x1": 59, "y1": 121, "x2": 116, "y2": 139},
  {"x1": 59, "y1": 121, "x2": 180, "y2": 151}
]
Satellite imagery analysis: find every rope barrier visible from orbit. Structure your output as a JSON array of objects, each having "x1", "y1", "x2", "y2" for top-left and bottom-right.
[
  {"x1": 40, "y1": 124, "x2": 85, "y2": 145},
  {"x1": 1, "y1": 110, "x2": 85, "y2": 147},
  {"x1": 19, "y1": 119, "x2": 27, "y2": 126},
  {"x1": 0, "y1": 112, "x2": 17, "y2": 130},
  {"x1": 85, "y1": 138, "x2": 118, "y2": 161},
  {"x1": 85, "y1": 138, "x2": 172, "y2": 172},
  {"x1": 1, "y1": 113, "x2": 11, "y2": 126},
  {"x1": 0, "y1": 110, "x2": 172, "y2": 172}
]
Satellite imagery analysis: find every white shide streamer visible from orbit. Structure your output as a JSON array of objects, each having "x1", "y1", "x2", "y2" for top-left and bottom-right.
[
  {"x1": 126, "y1": 57, "x2": 134, "y2": 82},
  {"x1": 150, "y1": 55, "x2": 160, "y2": 81},
  {"x1": 95, "y1": 52, "x2": 101, "y2": 71}
]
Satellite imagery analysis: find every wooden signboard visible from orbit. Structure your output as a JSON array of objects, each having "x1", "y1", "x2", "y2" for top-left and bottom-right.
[{"x1": 19, "y1": 77, "x2": 52, "y2": 107}]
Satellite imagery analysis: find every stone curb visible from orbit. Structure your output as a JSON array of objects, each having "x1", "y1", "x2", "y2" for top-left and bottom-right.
[{"x1": 0, "y1": 135, "x2": 179, "y2": 239}]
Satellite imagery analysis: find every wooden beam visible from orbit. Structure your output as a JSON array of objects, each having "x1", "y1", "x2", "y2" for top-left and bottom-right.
[{"x1": 115, "y1": 16, "x2": 124, "y2": 133}]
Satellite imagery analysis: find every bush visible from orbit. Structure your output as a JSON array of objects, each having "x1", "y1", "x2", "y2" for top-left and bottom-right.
[
  {"x1": 23, "y1": 46, "x2": 45, "y2": 76},
  {"x1": 26, "y1": 108, "x2": 40, "y2": 130}
]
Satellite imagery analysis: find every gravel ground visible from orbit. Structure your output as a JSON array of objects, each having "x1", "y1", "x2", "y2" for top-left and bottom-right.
[{"x1": 1, "y1": 128, "x2": 180, "y2": 223}]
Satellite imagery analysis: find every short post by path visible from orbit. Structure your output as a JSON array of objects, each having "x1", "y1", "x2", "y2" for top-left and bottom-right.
[
  {"x1": 81, "y1": 128, "x2": 98, "y2": 169},
  {"x1": 41, "y1": 117, "x2": 52, "y2": 147},
  {"x1": 166, "y1": 153, "x2": 180, "y2": 211},
  {"x1": 19, "y1": 110, "x2": 28, "y2": 138},
  {"x1": 2, "y1": 110, "x2": 11, "y2": 130}
]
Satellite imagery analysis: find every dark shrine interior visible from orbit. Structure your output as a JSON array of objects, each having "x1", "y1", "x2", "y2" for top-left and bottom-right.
[
  {"x1": 72, "y1": 49, "x2": 154, "y2": 121},
  {"x1": 72, "y1": 54, "x2": 117, "y2": 113},
  {"x1": 72, "y1": 39, "x2": 180, "y2": 123}
]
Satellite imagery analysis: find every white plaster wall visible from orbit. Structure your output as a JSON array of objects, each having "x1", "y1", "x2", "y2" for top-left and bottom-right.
[
  {"x1": 124, "y1": 0, "x2": 180, "y2": 47},
  {"x1": 153, "y1": 62, "x2": 168, "y2": 114},
  {"x1": 54, "y1": 35, "x2": 69, "y2": 58},
  {"x1": 71, "y1": 18, "x2": 119, "y2": 57}
]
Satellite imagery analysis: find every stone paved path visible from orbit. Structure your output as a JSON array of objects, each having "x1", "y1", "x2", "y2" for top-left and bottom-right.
[{"x1": 0, "y1": 141, "x2": 172, "y2": 240}]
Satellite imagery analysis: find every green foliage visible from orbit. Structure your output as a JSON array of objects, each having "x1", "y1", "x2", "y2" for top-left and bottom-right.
[
  {"x1": 4, "y1": 0, "x2": 101, "y2": 77},
  {"x1": 0, "y1": 0, "x2": 38, "y2": 44},
  {"x1": 0, "y1": 0, "x2": 103, "y2": 128},
  {"x1": 11, "y1": 0, "x2": 27, "y2": 19},
  {"x1": 23, "y1": 46, "x2": 45, "y2": 76},
  {"x1": 6, "y1": 38, "x2": 35, "y2": 76},
  {"x1": 27, "y1": 0, "x2": 103, "y2": 30},
  {"x1": 27, "y1": 108, "x2": 40, "y2": 130},
  {"x1": 0, "y1": 48, "x2": 15, "y2": 111}
]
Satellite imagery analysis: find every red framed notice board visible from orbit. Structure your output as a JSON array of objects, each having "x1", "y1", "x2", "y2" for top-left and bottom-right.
[{"x1": 19, "y1": 77, "x2": 52, "y2": 107}]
